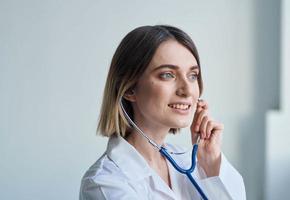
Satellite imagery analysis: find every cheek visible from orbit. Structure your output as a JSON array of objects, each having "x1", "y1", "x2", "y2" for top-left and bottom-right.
[
  {"x1": 139, "y1": 82, "x2": 159, "y2": 100},
  {"x1": 151, "y1": 83, "x2": 173, "y2": 102},
  {"x1": 196, "y1": 82, "x2": 201, "y2": 96},
  {"x1": 192, "y1": 83, "x2": 200, "y2": 99},
  {"x1": 147, "y1": 81, "x2": 171, "y2": 96},
  {"x1": 139, "y1": 82, "x2": 172, "y2": 108}
]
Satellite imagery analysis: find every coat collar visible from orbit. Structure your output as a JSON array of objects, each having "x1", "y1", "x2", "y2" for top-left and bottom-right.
[
  {"x1": 106, "y1": 135, "x2": 152, "y2": 181},
  {"x1": 106, "y1": 135, "x2": 180, "y2": 199}
]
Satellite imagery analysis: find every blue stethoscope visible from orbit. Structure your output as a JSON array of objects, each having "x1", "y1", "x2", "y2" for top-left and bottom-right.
[{"x1": 120, "y1": 100, "x2": 209, "y2": 200}]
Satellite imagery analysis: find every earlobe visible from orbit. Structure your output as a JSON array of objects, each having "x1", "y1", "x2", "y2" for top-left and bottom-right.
[{"x1": 123, "y1": 90, "x2": 136, "y2": 102}]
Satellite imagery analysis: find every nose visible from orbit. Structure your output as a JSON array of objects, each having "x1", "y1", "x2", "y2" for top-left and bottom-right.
[{"x1": 176, "y1": 76, "x2": 196, "y2": 98}]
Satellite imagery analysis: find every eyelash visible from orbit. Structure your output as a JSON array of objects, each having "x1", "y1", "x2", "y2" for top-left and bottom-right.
[
  {"x1": 160, "y1": 72, "x2": 175, "y2": 79},
  {"x1": 188, "y1": 73, "x2": 198, "y2": 81},
  {"x1": 159, "y1": 72, "x2": 198, "y2": 81}
]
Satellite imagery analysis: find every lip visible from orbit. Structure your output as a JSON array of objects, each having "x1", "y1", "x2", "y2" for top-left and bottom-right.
[
  {"x1": 168, "y1": 102, "x2": 192, "y2": 115},
  {"x1": 168, "y1": 101, "x2": 192, "y2": 106}
]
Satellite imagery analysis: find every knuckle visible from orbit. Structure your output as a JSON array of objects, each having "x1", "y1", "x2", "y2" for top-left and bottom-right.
[{"x1": 208, "y1": 121, "x2": 213, "y2": 127}]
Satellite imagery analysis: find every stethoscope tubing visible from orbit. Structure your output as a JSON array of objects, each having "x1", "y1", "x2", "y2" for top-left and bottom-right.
[{"x1": 159, "y1": 145, "x2": 208, "y2": 200}]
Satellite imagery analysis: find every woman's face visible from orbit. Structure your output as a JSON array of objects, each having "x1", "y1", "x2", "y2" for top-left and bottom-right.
[{"x1": 131, "y1": 39, "x2": 200, "y2": 132}]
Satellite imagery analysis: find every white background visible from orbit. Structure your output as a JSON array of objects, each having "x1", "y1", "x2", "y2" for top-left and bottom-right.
[{"x1": 0, "y1": 0, "x2": 287, "y2": 199}]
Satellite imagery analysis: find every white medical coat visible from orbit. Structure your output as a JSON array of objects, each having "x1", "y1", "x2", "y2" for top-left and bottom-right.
[{"x1": 80, "y1": 135, "x2": 246, "y2": 200}]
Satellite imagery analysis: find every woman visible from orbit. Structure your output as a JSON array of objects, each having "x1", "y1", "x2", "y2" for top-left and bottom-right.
[{"x1": 80, "y1": 25, "x2": 246, "y2": 200}]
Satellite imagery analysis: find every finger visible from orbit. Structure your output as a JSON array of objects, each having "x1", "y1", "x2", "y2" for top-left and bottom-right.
[
  {"x1": 208, "y1": 128, "x2": 223, "y2": 147},
  {"x1": 191, "y1": 107, "x2": 202, "y2": 131},
  {"x1": 194, "y1": 100, "x2": 209, "y2": 126},
  {"x1": 191, "y1": 110, "x2": 202, "y2": 144},
  {"x1": 199, "y1": 115, "x2": 209, "y2": 139},
  {"x1": 197, "y1": 99, "x2": 209, "y2": 110},
  {"x1": 206, "y1": 120, "x2": 223, "y2": 139},
  {"x1": 191, "y1": 131, "x2": 200, "y2": 144},
  {"x1": 192, "y1": 99, "x2": 207, "y2": 124},
  {"x1": 206, "y1": 120, "x2": 214, "y2": 139},
  {"x1": 209, "y1": 123, "x2": 224, "y2": 142},
  {"x1": 194, "y1": 109, "x2": 208, "y2": 132}
]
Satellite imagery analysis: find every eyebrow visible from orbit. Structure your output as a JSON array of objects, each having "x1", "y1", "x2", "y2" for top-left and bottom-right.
[{"x1": 152, "y1": 64, "x2": 199, "y2": 72}]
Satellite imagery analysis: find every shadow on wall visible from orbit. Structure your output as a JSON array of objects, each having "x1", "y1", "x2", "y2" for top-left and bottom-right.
[{"x1": 239, "y1": 0, "x2": 281, "y2": 200}]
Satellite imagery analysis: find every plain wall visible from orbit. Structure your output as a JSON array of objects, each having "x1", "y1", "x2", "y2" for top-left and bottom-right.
[
  {"x1": 265, "y1": 0, "x2": 290, "y2": 199},
  {"x1": 0, "y1": 0, "x2": 281, "y2": 199}
]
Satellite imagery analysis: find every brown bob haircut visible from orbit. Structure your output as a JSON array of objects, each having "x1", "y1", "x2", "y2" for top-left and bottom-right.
[{"x1": 97, "y1": 25, "x2": 203, "y2": 138}]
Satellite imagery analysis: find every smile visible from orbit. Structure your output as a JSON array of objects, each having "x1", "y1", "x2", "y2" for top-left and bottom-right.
[{"x1": 168, "y1": 103, "x2": 191, "y2": 110}]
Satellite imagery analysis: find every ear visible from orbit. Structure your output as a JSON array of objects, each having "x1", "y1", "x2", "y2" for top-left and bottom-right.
[{"x1": 123, "y1": 89, "x2": 136, "y2": 102}]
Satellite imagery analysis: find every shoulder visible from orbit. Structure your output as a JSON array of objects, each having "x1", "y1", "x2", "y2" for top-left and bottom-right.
[
  {"x1": 81, "y1": 153, "x2": 128, "y2": 184},
  {"x1": 79, "y1": 153, "x2": 137, "y2": 200}
]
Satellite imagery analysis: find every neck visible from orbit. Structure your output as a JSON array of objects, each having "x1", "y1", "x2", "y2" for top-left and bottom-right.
[
  {"x1": 126, "y1": 126, "x2": 169, "y2": 163},
  {"x1": 126, "y1": 126, "x2": 172, "y2": 189}
]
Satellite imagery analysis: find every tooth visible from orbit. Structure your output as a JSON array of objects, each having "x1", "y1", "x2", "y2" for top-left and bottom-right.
[{"x1": 169, "y1": 104, "x2": 190, "y2": 110}]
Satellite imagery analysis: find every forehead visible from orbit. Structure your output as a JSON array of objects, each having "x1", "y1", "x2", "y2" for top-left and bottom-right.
[{"x1": 148, "y1": 39, "x2": 198, "y2": 70}]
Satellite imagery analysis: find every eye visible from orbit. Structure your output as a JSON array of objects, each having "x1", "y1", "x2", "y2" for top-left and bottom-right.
[
  {"x1": 188, "y1": 73, "x2": 198, "y2": 81},
  {"x1": 160, "y1": 72, "x2": 175, "y2": 79}
]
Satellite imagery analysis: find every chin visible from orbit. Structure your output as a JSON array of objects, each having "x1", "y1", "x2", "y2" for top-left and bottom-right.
[
  {"x1": 170, "y1": 120, "x2": 191, "y2": 129},
  {"x1": 176, "y1": 124, "x2": 190, "y2": 129}
]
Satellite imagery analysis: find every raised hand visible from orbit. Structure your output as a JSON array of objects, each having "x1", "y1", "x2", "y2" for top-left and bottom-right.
[{"x1": 191, "y1": 99, "x2": 224, "y2": 177}]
